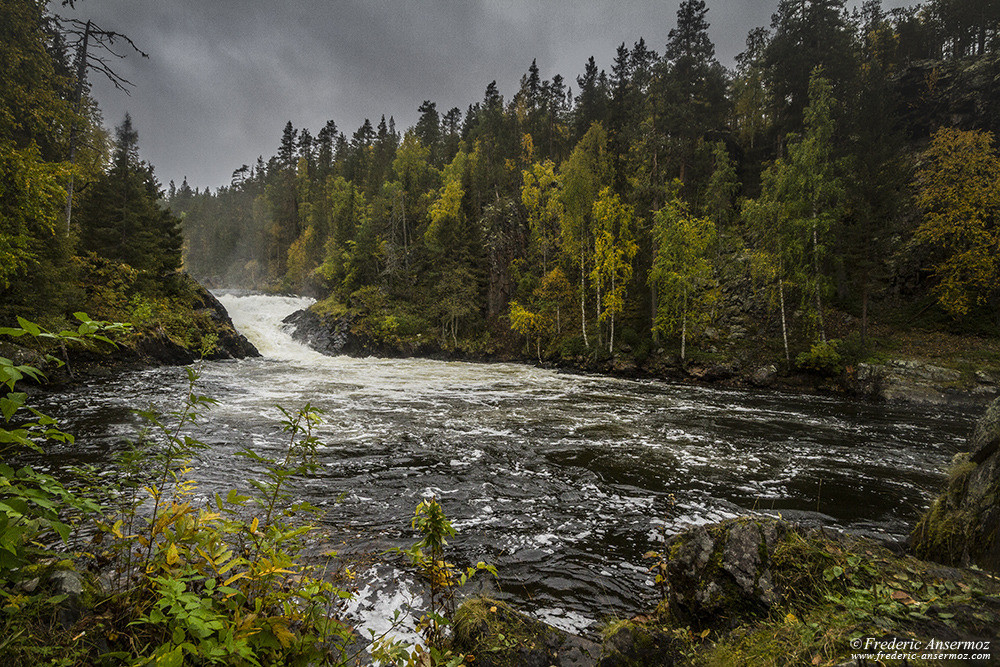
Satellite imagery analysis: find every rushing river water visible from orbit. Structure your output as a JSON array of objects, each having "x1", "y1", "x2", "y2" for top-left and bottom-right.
[{"x1": 37, "y1": 293, "x2": 979, "y2": 637}]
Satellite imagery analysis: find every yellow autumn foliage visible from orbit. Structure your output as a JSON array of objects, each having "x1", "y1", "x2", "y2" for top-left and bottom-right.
[{"x1": 914, "y1": 127, "x2": 1000, "y2": 317}]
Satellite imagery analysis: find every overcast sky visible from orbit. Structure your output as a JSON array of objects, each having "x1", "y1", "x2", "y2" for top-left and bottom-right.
[{"x1": 63, "y1": 0, "x2": 915, "y2": 191}]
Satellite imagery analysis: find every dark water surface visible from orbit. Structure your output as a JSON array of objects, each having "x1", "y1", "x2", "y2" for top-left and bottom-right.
[{"x1": 36, "y1": 294, "x2": 978, "y2": 635}]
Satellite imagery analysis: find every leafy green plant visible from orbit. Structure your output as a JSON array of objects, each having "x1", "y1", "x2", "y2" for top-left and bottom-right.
[
  {"x1": 375, "y1": 498, "x2": 496, "y2": 667},
  {"x1": 0, "y1": 314, "x2": 125, "y2": 579},
  {"x1": 96, "y1": 386, "x2": 360, "y2": 666},
  {"x1": 795, "y1": 339, "x2": 843, "y2": 376}
]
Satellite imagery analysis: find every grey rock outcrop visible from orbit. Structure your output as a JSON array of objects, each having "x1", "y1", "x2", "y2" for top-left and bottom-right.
[
  {"x1": 855, "y1": 360, "x2": 998, "y2": 404},
  {"x1": 912, "y1": 397, "x2": 1000, "y2": 572},
  {"x1": 666, "y1": 518, "x2": 788, "y2": 629}
]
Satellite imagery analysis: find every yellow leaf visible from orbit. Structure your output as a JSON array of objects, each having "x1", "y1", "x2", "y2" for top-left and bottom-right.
[
  {"x1": 251, "y1": 517, "x2": 259, "y2": 534},
  {"x1": 784, "y1": 613, "x2": 798, "y2": 624},
  {"x1": 166, "y1": 543, "x2": 179, "y2": 566},
  {"x1": 490, "y1": 606, "x2": 497, "y2": 613},
  {"x1": 224, "y1": 572, "x2": 248, "y2": 587},
  {"x1": 699, "y1": 628, "x2": 711, "y2": 639},
  {"x1": 271, "y1": 621, "x2": 295, "y2": 648}
]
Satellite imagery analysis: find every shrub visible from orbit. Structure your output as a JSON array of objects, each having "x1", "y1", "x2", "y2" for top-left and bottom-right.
[{"x1": 795, "y1": 340, "x2": 843, "y2": 376}]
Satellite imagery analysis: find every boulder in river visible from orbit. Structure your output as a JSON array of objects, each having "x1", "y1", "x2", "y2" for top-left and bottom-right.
[
  {"x1": 912, "y1": 396, "x2": 1000, "y2": 572},
  {"x1": 191, "y1": 281, "x2": 260, "y2": 359}
]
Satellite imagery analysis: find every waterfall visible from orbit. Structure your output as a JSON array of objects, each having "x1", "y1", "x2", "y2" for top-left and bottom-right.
[{"x1": 214, "y1": 292, "x2": 320, "y2": 362}]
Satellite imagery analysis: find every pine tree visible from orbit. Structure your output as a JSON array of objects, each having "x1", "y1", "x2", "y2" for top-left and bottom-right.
[
  {"x1": 574, "y1": 57, "x2": 608, "y2": 141},
  {"x1": 652, "y1": 0, "x2": 728, "y2": 183},
  {"x1": 415, "y1": 100, "x2": 440, "y2": 163},
  {"x1": 76, "y1": 113, "x2": 182, "y2": 280},
  {"x1": 764, "y1": 0, "x2": 856, "y2": 138}
]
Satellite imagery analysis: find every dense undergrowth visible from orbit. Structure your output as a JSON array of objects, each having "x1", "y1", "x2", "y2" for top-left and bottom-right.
[{"x1": 0, "y1": 318, "x2": 493, "y2": 666}]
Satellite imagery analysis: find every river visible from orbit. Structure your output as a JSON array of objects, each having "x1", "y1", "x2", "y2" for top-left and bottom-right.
[{"x1": 36, "y1": 293, "x2": 978, "y2": 638}]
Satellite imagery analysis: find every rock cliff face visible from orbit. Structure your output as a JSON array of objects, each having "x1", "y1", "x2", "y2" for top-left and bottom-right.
[
  {"x1": 894, "y1": 54, "x2": 1000, "y2": 139},
  {"x1": 912, "y1": 397, "x2": 1000, "y2": 572}
]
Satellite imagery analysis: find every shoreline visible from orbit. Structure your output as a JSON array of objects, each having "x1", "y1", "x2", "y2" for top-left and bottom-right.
[{"x1": 284, "y1": 306, "x2": 1000, "y2": 408}]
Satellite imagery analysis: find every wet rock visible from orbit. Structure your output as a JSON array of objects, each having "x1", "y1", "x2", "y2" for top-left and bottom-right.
[
  {"x1": 612, "y1": 355, "x2": 638, "y2": 374},
  {"x1": 855, "y1": 360, "x2": 965, "y2": 404},
  {"x1": 666, "y1": 518, "x2": 788, "y2": 630},
  {"x1": 453, "y1": 597, "x2": 600, "y2": 667},
  {"x1": 728, "y1": 325, "x2": 747, "y2": 340},
  {"x1": 599, "y1": 621, "x2": 680, "y2": 667},
  {"x1": 49, "y1": 569, "x2": 84, "y2": 596},
  {"x1": 284, "y1": 309, "x2": 353, "y2": 356},
  {"x1": 912, "y1": 397, "x2": 1000, "y2": 572},
  {"x1": 48, "y1": 568, "x2": 84, "y2": 629},
  {"x1": 976, "y1": 370, "x2": 1000, "y2": 386},
  {"x1": 686, "y1": 363, "x2": 738, "y2": 382},
  {"x1": 750, "y1": 365, "x2": 777, "y2": 388},
  {"x1": 191, "y1": 282, "x2": 260, "y2": 359}
]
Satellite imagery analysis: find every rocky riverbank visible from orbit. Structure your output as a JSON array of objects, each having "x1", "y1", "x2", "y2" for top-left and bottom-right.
[
  {"x1": 1, "y1": 275, "x2": 259, "y2": 388},
  {"x1": 285, "y1": 306, "x2": 1000, "y2": 406}
]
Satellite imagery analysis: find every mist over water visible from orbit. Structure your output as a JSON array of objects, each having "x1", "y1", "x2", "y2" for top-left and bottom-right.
[{"x1": 38, "y1": 293, "x2": 978, "y2": 635}]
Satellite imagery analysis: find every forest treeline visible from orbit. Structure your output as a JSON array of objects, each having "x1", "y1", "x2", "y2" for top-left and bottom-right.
[
  {"x1": 0, "y1": 0, "x2": 222, "y2": 345},
  {"x1": 3, "y1": 0, "x2": 1000, "y2": 367},
  {"x1": 176, "y1": 0, "x2": 1000, "y2": 365}
]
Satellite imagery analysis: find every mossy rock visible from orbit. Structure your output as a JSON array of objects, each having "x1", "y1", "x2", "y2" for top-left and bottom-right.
[
  {"x1": 452, "y1": 597, "x2": 599, "y2": 667},
  {"x1": 912, "y1": 397, "x2": 1000, "y2": 572},
  {"x1": 666, "y1": 518, "x2": 787, "y2": 630},
  {"x1": 653, "y1": 518, "x2": 1000, "y2": 665},
  {"x1": 598, "y1": 618, "x2": 681, "y2": 667}
]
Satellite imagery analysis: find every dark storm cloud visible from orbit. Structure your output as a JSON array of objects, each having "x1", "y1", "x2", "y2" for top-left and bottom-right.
[{"x1": 64, "y1": 0, "x2": 911, "y2": 191}]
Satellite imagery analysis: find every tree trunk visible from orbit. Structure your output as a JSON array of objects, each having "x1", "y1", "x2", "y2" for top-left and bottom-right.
[
  {"x1": 580, "y1": 256, "x2": 588, "y2": 348},
  {"x1": 65, "y1": 20, "x2": 92, "y2": 235},
  {"x1": 779, "y1": 277, "x2": 790, "y2": 364},
  {"x1": 651, "y1": 282, "x2": 659, "y2": 344},
  {"x1": 681, "y1": 286, "x2": 688, "y2": 362},
  {"x1": 812, "y1": 217, "x2": 826, "y2": 343},
  {"x1": 608, "y1": 273, "x2": 615, "y2": 354},
  {"x1": 861, "y1": 277, "x2": 869, "y2": 346}
]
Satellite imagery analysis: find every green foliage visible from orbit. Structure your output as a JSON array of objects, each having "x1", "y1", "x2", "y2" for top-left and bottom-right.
[
  {"x1": 159, "y1": 5, "x2": 1000, "y2": 374},
  {"x1": 591, "y1": 187, "x2": 638, "y2": 353},
  {"x1": 378, "y1": 498, "x2": 496, "y2": 666},
  {"x1": 0, "y1": 141, "x2": 79, "y2": 324},
  {"x1": 508, "y1": 301, "x2": 551, "y2": 360},
  {"x1": 795, "y1": 339, "x2": 843, "y2": 376},
  {"x1": 649, "y1": 185, "x2": 717, "y2": 360},
  {"x1": 90, "y1": 371, "x2": 359, "y2": 666},
  {"x1": 0, "y1": 315, "x2": 123, "y2": 581},
  {"x1": 76, "y1": 114, "x2": 183, "y2": 279},
  {"x1": 0, "y1": 326, "x2": 377, "y2": 665}
]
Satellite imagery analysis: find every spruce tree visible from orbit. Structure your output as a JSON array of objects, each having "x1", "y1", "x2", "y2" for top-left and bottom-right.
[{"x1": 76, "y1": 113, "x2": 182, "y2": 279}]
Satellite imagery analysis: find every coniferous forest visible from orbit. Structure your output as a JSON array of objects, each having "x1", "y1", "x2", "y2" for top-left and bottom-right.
[
  {"x1": 172, "y1": 0, "x2": 1000, "y2": 373},
  {"x1": 6, "y1": 2, "x2": 1000, "y2": 665}
]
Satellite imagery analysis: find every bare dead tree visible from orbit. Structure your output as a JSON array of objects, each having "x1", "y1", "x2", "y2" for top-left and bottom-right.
[{"x1": 56, "y1": 4, "x2": 148, "y2": 234}]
